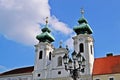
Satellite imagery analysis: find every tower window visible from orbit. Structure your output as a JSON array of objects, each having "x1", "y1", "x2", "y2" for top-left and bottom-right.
[
  {"x1": 58, "y1": 71, "x2": 61, "y2": 75},
  {"x1": 49, "y1": 52, "x2": 52, "y2": 60},
  {"x1": 109, "y1": 78, "x2": 114, "y2": 80},
  {"x1": 38, "y1": 74, "x2": 41, "y2": 77},
  {"x1": 95, "y1": 79, "x2": 100, "y2": 80},
  {"x1": 58, "y1": 56, "x2": 62, "y2": 66},
  {"x1": 79, "y1": 43, "x2": 84, "y2": 53},
  {"x1": 39, "y1": 51, "x2": 43, "y2": 59},
  {"x1": 90, "y1": 45, "x2": 93, "y2": 54}
]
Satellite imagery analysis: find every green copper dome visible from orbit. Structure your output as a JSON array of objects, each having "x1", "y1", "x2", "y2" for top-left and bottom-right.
[
  {"x1": 73, "y1": 17, "x2": 93, "y2": 35},
  {"x1": 41, "y1": 25, "x2": 51, "y2": 33},
  {"x1": 36, "y1": 24, "x2": 55, "y2": 43},
  {"x1": 78, "y1": 17, "x2": 88, "y2": 24},
  {"x1": 36, "y1": 32, "x2": 55, "y2": 43}
]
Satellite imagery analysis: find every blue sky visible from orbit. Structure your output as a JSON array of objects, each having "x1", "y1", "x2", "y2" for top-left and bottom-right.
[{"x1": 0, "y1": 0, "x2": 120, "y2": 72}]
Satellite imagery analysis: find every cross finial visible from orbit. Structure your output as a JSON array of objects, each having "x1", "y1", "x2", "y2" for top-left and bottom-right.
[
  {"x1": 59, "y1": 41, "x2": 62, "y2": 48},
  {"x1": 81, "y1": 8, "x2": 84, "y2": 17},
  {"x1": 45, "y1": 17, "x2": 48, "y2": 24}
]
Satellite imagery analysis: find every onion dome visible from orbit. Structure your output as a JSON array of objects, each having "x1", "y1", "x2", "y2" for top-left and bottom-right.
[
  {"x1": 73, "y1": 9, "x2": 93, "y2": 35},
  {"x1": 36, "y1": 17, "x2": 55, "y2": 43},
  {"x1": 41, "y1": 24, "x2": 51, "y2": 33}
]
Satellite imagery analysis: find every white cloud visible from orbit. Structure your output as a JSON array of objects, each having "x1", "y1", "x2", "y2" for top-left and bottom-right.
[
  {"x1": 0, "y1": 0, "x2": 72, "y2": 45},
  {"x1": 50, "y1": 16, "x2": 73, "y2": 35},
  {"x1": 64, "y1": 34, "x2": 75, "y2": 50},
  {"x1": 0, "y1": 0, "x2": 15, "y2": 9}
]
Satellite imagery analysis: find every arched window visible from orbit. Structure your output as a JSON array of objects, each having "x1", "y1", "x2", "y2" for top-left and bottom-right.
[
  {"x1": 39, "y1": 51, "x2": 43, "y2": 59},
  {"x1": 58, "y1": 56, "x2": 62, "y2": 66},
  {"x1": 49, "y1": 52, "x2": 52, "y2": 60},
  {"x1": 90, "y1": 45, "x2": 93, "y2": 54},
  {"x1": 79, "y1": 43, "x2": 84, "y2": 53}
]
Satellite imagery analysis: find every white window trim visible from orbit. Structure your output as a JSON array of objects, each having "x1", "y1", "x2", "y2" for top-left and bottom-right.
[
  {"x1": 108, "y1": 76, "x2": 115, "y2": 80},
  {"x1": 94, "y1": 78, "x2": 100, "y2": 80}
]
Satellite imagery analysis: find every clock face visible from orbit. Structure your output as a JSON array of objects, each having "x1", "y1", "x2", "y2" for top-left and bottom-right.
[{"x1": 79, "y1": 38, "x2": 83, "y2": 41}]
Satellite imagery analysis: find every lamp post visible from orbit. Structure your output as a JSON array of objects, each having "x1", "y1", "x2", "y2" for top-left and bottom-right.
[{"x1": 63, "y1": 50, "x2": 85, "y2": 80}]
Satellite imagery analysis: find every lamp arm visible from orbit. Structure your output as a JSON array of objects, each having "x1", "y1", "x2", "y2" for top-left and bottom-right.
[
  {"x1": 65, "y1": 67, "x2": 74, "y2": 71},
  {"x1": 78, "y1": 64, "x2": 81, "y2": 69}
]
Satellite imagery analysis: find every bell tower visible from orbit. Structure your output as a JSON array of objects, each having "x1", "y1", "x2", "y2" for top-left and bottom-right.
[
  {"x1": 73, "y1": 9, "x2": 94, "y2": 80},
  {"x1": 33, "y1": 17, "x2": 55, "y2": 80}
]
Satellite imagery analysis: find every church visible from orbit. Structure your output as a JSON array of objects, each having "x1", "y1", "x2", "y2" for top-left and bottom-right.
[{"x1": 0, "y1": 10, "x2": 120, "y2": 80}]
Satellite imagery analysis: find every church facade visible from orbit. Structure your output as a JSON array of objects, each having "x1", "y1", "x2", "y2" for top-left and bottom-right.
[{"x1": 0, "y1": 12, "x2": 120, "y2": 80}]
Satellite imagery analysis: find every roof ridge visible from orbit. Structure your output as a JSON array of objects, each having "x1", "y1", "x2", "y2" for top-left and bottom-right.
[{"x1": 95, "y1": 54, "x2": 120, "y2": 59}]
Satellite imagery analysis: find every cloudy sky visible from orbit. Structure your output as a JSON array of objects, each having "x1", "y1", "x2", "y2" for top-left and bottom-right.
[{"x1": 1, "y1": 0, "x2": 120, "y2": 72}]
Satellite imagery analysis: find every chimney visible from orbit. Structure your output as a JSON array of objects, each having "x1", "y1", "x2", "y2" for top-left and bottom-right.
[{"x1": 106, "y1": 53, "x2": 113, "y2": 57}]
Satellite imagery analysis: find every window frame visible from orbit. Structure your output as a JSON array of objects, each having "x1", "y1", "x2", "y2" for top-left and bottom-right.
[
  {"x1": 90, "y1": 45, "x2": 93, "y2": 54},
  {"x1": 95, "y1": 78, "x2": 100, "y2": 80},
  {"x1": 79, "y1": 43, "x2": 84, "y2": 53},
  {"x1": 39, "y1": 51, "x2": 43, "y2": 59},
  {"x1": 49, "y1": 52, "x2": 52, "y2": 60},
  {"x1": 38, "y1": 74, "x2": 41, "y2": 77},
  {"x1": 108, "y1": 77, "x2": 114, "y2": 80},
  {"x1": 58, "y1": 56, "x2": 62, "y2": 66},
  {"x1": 58, "y1": 71, "x2": 61, "y2": 75}
]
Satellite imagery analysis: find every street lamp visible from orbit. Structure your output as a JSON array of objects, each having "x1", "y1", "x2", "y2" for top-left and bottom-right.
[{"x1": 63, "y1": 50, "x2": 85, "y2": 80}]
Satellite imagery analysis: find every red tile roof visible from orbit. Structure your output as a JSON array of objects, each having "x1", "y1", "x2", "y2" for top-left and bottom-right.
[
  {"x1": 0, "y1": 66, "x2": 34, "y2": 76},
  {"x1": 93, "y1": 55, "x2": 120, "y2": 75}
]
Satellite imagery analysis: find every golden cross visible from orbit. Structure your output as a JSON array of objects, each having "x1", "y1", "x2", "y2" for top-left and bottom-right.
[{"x1": 46, "y1": 17, "x2": 48, "y2": 24}]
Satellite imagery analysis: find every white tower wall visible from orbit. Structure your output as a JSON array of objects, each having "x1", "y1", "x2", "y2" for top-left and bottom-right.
[
  {"x1": 73, "y1": 34, "x2": 94, "y2": 80},
  {"x1": 33, "y1": 42, "x2": 54, "y2": 80}
]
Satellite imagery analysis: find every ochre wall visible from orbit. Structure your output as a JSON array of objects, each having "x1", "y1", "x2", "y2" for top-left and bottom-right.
[{"x1": 93, "y1": 73, "x2": 120, "y2": 80}]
